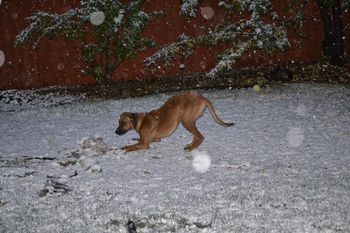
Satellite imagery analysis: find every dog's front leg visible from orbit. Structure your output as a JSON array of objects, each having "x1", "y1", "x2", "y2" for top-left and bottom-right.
[
  {"x1": 122, "y1": 132, "x2": 152, "y2": 153},
  {"x1": 122, "y1": 142, "x2": 150, "y2": 153},
  {"x1": 122, "y1": 115, "x2": 158, "y2": 153},
  {"x1": 131, "y1": 138, "x2": 161, "y2": 142}
]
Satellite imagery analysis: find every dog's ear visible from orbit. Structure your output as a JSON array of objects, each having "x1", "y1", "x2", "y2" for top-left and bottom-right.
[
  {"x1": 120, "y1": 112, "x2": 137, "y2": 127},
  {"x1": 120, "y1": 112, "x2": 128, "y2": 118}
]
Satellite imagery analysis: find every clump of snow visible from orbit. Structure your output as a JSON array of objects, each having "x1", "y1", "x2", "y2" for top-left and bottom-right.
[
  {"x1": 71, "y1": 136, "x2": 110, "y2": 172},
  {"x1": 113, "y1": 9, "x2": 125, "y2": 32},
  {"x1": 78, "y1": 155, "x2": 95, "y2": 167},
  {"x1": 77, "y1": 136, "x2": 109, "y2": 156},
  {"x1": 79, "y1": 156, "x2": 102, "y2": 173},
  {"x1": 180, "y1": 0, "x2": 199, "y2": 18},
  {"x1": 39, "y1": 178, "x2": 72, "y2": 197},
  {"x1": 89, "y1": 11, "x2": 105, "y2": 26},
  {"x1": 0, "y1": 50, "x2": 5, "y2": 67},
  {"x1": 286, "y1": 127, "x2": 305, "y2": 148},
  {"x1": 192, "y1": 150, "x2": 211, "y2": 173},
  {"x1": 88, "y1": 164, "x2": 102, "y2": 173}
]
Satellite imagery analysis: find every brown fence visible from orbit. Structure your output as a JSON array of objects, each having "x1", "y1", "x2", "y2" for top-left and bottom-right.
[{"x1": 0, "y1": 0, "x2": 349, "y2": 90}]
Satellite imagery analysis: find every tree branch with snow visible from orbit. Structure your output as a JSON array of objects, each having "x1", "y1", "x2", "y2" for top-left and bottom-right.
[
  {"x1": 15, "y1": 0, "x2": 161, "y2": 86},
  {"x1": 145, "y1": 0, "x2": 293, "y2": 78}
]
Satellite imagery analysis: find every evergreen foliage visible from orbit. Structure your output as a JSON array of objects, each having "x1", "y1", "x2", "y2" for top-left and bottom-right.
[
  {"x1": 145, "y1": 0, "x2": 291, "y2": 77},
  {"x1": 15, "y1": 0, "x2": 160, "y2": 85},
  {"x1": 145, "y1": 0, "x2": 348, "y2": 77}
]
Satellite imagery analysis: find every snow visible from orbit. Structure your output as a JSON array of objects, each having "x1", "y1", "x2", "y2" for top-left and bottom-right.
[
  {"x1": 286, "y1": 127, "x2": 305, "y2": 148},
  {"x1": 180, "y1": 0, "x2": 199, "y2": 18},
  {"x1": 0, "y1": 84, "x2": 349, "y2": 232},
  {"x1": 113, "y1": 9, "x2": 125, "y2": 32},
  {"x1": 0, "y1": 89, "x2": 85, "y2": 112},
  {"x1": 192, "y1": 150, "x2": 211, "y2": 173},
  {"x1": 296, "y1": 104, "x2": 307, "y2": 116},
  {"x1": 89, "y1": 11, "x2": 106, "y2": 26}
]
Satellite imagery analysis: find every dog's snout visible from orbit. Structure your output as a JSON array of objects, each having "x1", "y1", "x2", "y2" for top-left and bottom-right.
[
  {"x1": 115, "y1": 128, "x2": 126, "y2": 135},
  {"x1": 115, "y1": 128, "x2": 121, "y2": 135}
]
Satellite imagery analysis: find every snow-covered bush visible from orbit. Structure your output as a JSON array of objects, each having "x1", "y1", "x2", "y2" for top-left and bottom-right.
[
  {"x1": 144, "y1": 0, "x2": 297, "y2": 77},
  {"x1": 15, "y1": 0, "x2": 161, "y2": 85}
]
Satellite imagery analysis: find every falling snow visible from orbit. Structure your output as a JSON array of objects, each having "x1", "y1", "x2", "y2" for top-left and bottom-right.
[
  {"x1": 200, "y1": 6, "x2": 215, "y2": 19},
  {"x1": 89, "y1": 11, "x2": 105, "y2": 26},
  {"x1": 192, "y1": 150, "x2": 211, "y2": 173}
]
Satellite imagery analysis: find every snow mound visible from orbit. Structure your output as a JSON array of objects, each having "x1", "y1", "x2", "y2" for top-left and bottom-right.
[
  {"x1": 39, "y1": 178, "x2": 72, "y2": 197},
  {"x1": 77, "y1": 136, "x2": 109, "y2": 156},
  {"x1": 79, "y1": 156, "x2": 103, "y2": 173},
  {"x1": 67, "y1": 136, "x2": 112, "y2": 173}
]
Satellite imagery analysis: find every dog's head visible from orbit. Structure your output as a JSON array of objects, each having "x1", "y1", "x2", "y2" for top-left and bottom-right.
[{"x1": 115, "y1": 112, "x2": 137, "y2": 135}]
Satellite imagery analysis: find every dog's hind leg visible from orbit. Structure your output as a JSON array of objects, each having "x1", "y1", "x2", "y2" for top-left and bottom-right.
[{"x1": 182, "y1": 120, "x2": 204, "y2": 151}]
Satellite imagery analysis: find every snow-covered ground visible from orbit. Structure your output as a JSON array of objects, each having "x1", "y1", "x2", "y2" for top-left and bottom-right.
[{"x1": 0, "y1": 84, "x2": 349, "y2": 233}]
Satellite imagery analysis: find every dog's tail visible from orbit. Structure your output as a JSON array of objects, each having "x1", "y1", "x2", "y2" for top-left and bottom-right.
[{"x1": 203, "y1": 97, "x2": 234, "y2": 127}]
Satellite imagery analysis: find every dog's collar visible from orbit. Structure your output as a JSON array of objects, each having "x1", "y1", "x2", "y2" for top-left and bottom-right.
[
  {"x1": 130, "y1": 113, "x2": 138, "y2": 128},
  {"x1": 132, "y1": 113, "x2": 144, "y2": 132}
]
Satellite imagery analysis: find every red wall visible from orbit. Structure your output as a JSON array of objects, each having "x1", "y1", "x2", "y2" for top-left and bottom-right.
[{"x1": 0, "y1": 0, "x2": 349, "y2": 90}]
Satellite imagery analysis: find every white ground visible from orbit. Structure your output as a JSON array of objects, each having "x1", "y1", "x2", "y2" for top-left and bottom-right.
[{"x1": 0, "y1": 84, "x2": 349, "y2": 233}]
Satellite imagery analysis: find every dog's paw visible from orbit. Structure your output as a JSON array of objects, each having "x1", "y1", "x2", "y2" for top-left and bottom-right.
[
  {"x1": 108, "y1": 146, "x2": 120, "y2": 151},
  {"x1": 107, "y1": 147, "x2": 126, "y2": 155},
  {"x1": 120, "y1": 146, "x2": 128, "y2": 154},
  {"x1": 118, "y1": 149, "x2": 127, "y2": 154}
]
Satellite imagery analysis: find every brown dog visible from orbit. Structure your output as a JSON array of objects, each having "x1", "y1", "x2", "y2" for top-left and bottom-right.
[{"x1": 115, "y1": 91, "x2": 234, "y2": 152}]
